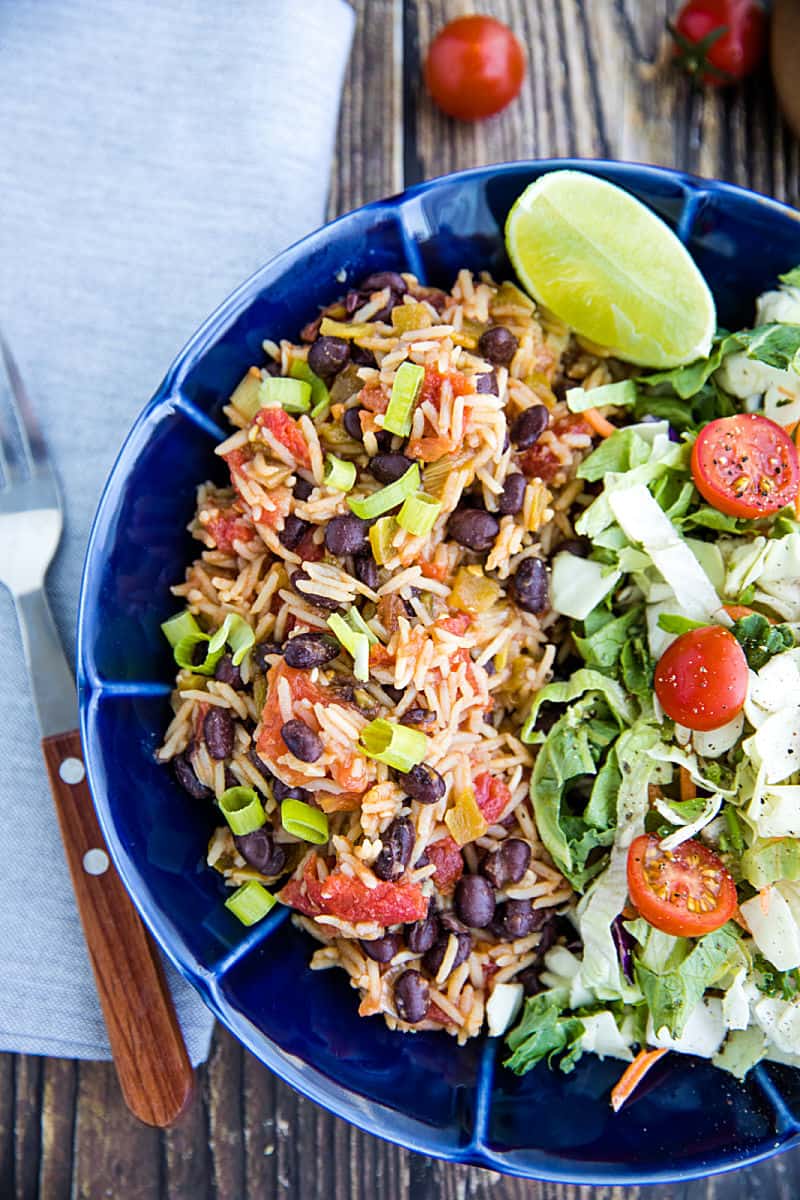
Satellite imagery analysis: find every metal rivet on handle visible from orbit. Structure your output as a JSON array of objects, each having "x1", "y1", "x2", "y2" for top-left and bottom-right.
[
  {"x1": 59, "y1": 756, "x2": 85, "y2": 784},
  {"x1": 82, "y1": 849, "x2": 109, "y2": 876}
]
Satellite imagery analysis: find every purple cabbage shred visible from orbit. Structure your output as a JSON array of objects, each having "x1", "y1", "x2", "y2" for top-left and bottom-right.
[{"x1": 612, "y1": 915, "x2": 635, "y2": 983}]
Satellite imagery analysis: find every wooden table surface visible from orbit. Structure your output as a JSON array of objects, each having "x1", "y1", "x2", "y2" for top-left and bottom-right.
[{"x1": 4, "y1": 3, "x2": 800, "y2": 1198}]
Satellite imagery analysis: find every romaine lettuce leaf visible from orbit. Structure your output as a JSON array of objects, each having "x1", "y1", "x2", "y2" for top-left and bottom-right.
[
  {"x1": 504, "y1": 989, "x2": 585, "y2": 1075},
  {"x1": 521, "y1": 669, "x2": 635, "y2": 742}
]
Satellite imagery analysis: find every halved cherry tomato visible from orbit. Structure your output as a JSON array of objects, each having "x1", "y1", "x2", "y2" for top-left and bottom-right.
[
  {"x1": 654, "y1": 625, "x2": 748, "y2": 731},
  {"x1": 691, "y1": 414, "x2": 800, "y2": 518},
  {"x1": 424, "y1": 16, "x2": 526, "y2": 122},
  {"x1": 670, "y1": 0, "x2": 767, "y2": 87},
  {"x1": 627, "y1": 835, "x2": 737, "y2": 936}
]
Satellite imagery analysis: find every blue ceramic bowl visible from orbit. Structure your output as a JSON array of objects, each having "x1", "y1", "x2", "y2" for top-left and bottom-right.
[{"x1": 78, "y1": 161, "x2": 800, "y2": 1184}]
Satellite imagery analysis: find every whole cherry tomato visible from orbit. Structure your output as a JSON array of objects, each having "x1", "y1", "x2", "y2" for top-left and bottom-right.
[
  {"x1": 654, "y1": 625, "x2": 749, "y2": 732},
  {"x1": 424, "y1": 16, "x2": 526, "y2": 121},
  {"x1": 669, "y1": 0, "x2": 767, "y2": 86}
]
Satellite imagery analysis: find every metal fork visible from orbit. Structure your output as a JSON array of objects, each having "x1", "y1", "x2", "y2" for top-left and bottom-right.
[{"x1": 0, "y1": 332, "x2": 193, "y2": 1127}]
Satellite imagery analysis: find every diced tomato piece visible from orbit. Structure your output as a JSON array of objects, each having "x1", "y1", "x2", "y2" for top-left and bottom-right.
[
  {"x1": 223, "y1": 446, "x2": 254, "y2": 473},
  {"x1": 369, "y1": 643, "x2": 395, "y2": 668},
  {"x1": 359, "y1": 382, "x2": 389, "y2": 414},
  {"x1": 419, "y1": 561, "x2": 449, "y2": 582},
  {"x1": 519, "y1": 413, "x2": 589, "y2": 483},
  {"x1": 205, "y1": 510, "x2": 255, "y2": 553},
  {"x1": 406, "y1": 434, "x2": 458, "y2": 463},
  {"x1": 474, "y1": 772, "x2": 511, "y2": 824},
  {"x1": 295, "y1": 527, "x2": 324, "y2": 563},
  {"x1": 259, "y1": 486, "x2": 292, "y2": 531},
  {"x1": 425, "y1": 999, "x2": 452, "y2": 1025},
  {"x1": 406, "y1": 366, "x2": 472, "y2": 461},
  {"x1": 438, "y1": 612, "x2": 471, "y2": 636},
  {"x1": 426, "y1": 836, "x2": 464, "y2": 893},
  {"x1": 279, "y1": 856, "x2": 428, "y2": 925},
  {"x1": 255, "y1": 408, "x2": 311, "y2": 467}
]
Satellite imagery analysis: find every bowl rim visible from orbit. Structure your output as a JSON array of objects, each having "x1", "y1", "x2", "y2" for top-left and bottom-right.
[{"x1": 77, "y1": 157, "x2": 800, "y2": 1184}]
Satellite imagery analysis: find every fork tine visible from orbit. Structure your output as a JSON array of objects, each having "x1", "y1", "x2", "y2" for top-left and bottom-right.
[{"x1": 0, "y1": 328, "x2": 48, "y2": 472}]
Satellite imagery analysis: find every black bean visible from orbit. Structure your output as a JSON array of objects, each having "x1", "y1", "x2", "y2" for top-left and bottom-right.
[
  {"x1": 382, "y1": 684, "x2": 404, "y2": 703},
  {"x1": 502, "y1": 898, "x2": 547, "y2": 939},
  {"x1": 343, "y1": 406, "x2": 364, "y2": 441},
  {"x1": 264, "y1": 360, "x2": 282, "y2": 376},
  {"x1": 517, "y1": 965, "x2": 543, "y2": 996},
  {"x1": 373, "y1": 817, "x2": 415, "y2": 881},
  {"x1": 350, "y1": 345, "x2": 377, "y2": 368},
  {"x1": 447, "y1": 509, "x2": 500, "y2": 552},
  {"x1": 281, "y1": 718, "x2": 323, "y2": 763},
  {"x1": 394, "y1": 969, "x2": 429, "y2": 1023},
  {"x1": 204, "y1": 707, "x2": 234, "y2": 760},
  {"x1": 422, "y1": 930, "x2": 472, "y2": 978},
  {"x1": 475, "y1": 370, "x2": 498, "y2": 395},
  {"x1": 454, "y1": 875, "x2": 496, "y2": 928},
  {"x1": 478, "y1": 326, "x2": 518, "y2": 367},
  {"x1": 511, "y1": 557, "x2": 549, "y2": 614},
  {"x1": 400, "y1": 706, "x2": 435, "y2": 727},
  {"x1": 439, "y1": 911, "x2": 468, "y2": 935},
  {"x1": 234, "y1": 828, "x2": 287, "y2": 876},
  {"x1": 291, "y1": 570, "x2": 342, "y2": 612},
  {"x1": 407, "y1": 912, "x2": 440, "y2": 954},
  {"x1": 293, "y1": 477, "x2": 313, "y2": 502},
  {"x1": 396, "y1": 762, "x2": 446, "y2": 805},
  {"x1": 247, "y1": 745, "x2": 271, "y2": 778},
  {"x1": 359, "y1": 270, "x2": 408, "y2": 295},
  {"x1": 361, "y1": 933, "x2": 402, "y2": 963},
  {"x1": 174, "y1": 750, "x2": 212, "y2": 799},
  {"x1": 557, "y1": 537, "x2": 591, "y2": 558},
  {"x1": 498, "y1": 472, "x2": 527, "y2": 516},
  {"x1": 214, "y1": 653, "x2": 244, "y2": 690},
  {"x1": 283, "y1": 632, "x2": 340, "y2": 669},
  {"x1": 252, "y1": 641, "x2": 282, "y2": 672},
  {"x1": 272, "y1": 778, "x2": 312, "y2": 804},
  {"x1": 325, "y1": 513, "x2": 368, "y2": 557},
  {"x1": 512, "y1": 405, "x2": 550, "y2": 449},
  {"x1": 279, "y1": 514, "x2": 310, "y2": 551},
  {"x1": 353, "y1": 552, "x2": 379, "y2": 591},
  {"x1": 481, "y1": 839, "x2": 531, "y2": 890},
  {"x1": 370, "y1": 453, "x2": 415, "y2": 485},
  {"x1": 308, "y1": 336, "x2": 350, "y2": 379}
]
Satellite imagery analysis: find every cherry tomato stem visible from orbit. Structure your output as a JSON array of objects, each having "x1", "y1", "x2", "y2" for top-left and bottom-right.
[{"x1": 670, "y1": 0, "x2": 767, "y2": 87}]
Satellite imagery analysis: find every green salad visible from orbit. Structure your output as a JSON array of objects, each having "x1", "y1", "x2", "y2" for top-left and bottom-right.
[{"x1": 504, "y1": 265, "x2": 800, "y2": 1106}]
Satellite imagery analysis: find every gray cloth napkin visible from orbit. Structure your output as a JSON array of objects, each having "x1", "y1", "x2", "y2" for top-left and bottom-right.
[{"x1": 0, "y1": 0, "x2": 354, "y2": 1065}]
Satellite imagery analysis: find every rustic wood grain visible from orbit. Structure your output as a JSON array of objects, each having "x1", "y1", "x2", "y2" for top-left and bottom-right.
[
  {"x1": 5, "y1": 1, "x2": 800, "y2": 1197},
  {"x1": 41, "y1": 729, "x2": 193, "y2": 1128}
]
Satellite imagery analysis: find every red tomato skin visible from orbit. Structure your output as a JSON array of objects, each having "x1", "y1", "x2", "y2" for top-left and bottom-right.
[
  {"x1": 205, "y1": 510, "x2": 254, "y2": 553},
  {"x1": 424, "y1": 16, "x2": 526, "y2": 121},
  {"x1": 255, "y1": 407, "x2": 311, "y2": 467},
  {"x1": 654, "y1": 626, "x2": 748, "y2": 732},
  {"x1": 672, "y1": 0, "x2": 767, "y2": 86},
  {"x1": 627, "y1": 835, "x2": 737, "y2": 936},
  {"x1": 425, "y1": 836, "x2": 464, "y2": 894},
  {"x1": 691, "y1": 414, "x2": 799, "y2": 518},
  {"x1": 279, "y1": 858, "x2": 428, "y2": 925},
  {"x1": 473, "y1": 772, "x2": 512, "y2": 824}
]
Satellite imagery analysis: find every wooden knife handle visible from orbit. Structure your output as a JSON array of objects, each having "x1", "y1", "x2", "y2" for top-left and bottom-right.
[{"x1": 42, "y1": 729, "x2": 194, "y2": 1126}]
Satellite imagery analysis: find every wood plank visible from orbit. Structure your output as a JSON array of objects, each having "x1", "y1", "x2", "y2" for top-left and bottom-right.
[
  {"x1": 0, "y1": 1056, "x2": 14, "y2": 1196},
  {"x1": 71, "y1": 1061, "x2": 160, "y2": 1200},
  {"x1": 162, "y1": 1074, "x2": 211, "y2": 1199},
  {"x1": 13, "y1": 1055, "x2": 41, "y2": 1200},
  {"x1": 39, "y1": 1059, "x2": 77, "y2": 1200},
  {"x1": 205, "y1": 1028, "x2": 245, "y2": 1199},
  {"x1": 328, "y1": 0, "x2": 404, "y2": 219}
]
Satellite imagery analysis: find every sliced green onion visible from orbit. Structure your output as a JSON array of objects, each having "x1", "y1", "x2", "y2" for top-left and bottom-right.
[
  {"x1": 260, "y1": 376, "x2": 311, "y2": 414},
  {"x1": 162, "y1": 611, "x2": 224, "y2": 675},
  {"x1": 209, "y1": 612, "x2": 255, "y2": 666},
  {"x1": 348, "y1": 463, "x2": 420, "y2": 520},
  {"x1": 346, "y1": 605, "x2": 378, "y2": 645},
  {"x1": 281, "y1": 798, "x2": 330, "y2": 844},
  {"x1": 369, "y1": 515, "x2": 397, "y2": 565},
  {"x1": 359, "y1": 718, "x2": 428, "y2": 772},
  {"x1": 384, "y1": 362, "x2": 424, "y2": 437},
  {"x1": 289, "y1": 359, "x2": 330, "y2": 418},
  {"x1": 565, "y1": 379, "x2": 637, "y2": 413},
  {"x1": 219, "y1": 786, "x2": 266, "y2": 836},
  {"x1": 327, "y1": 613, "x2": 370, "y2": 681},
  {"x1": 161, "y1": 610, "x2": 203, "y2": 648},
  {"x1": 396, "y1": 491, "x2": 442, "y2": 536},
  {"x1": 229, "y1": 371, "x2": 263, "y2": 420},
  {"x1": 225, "y1": 880, "x2": 276, "y2": 926},
  {"x1": 324, "y1": 453, "x2": 357, "y2": 493},
  {"x1": 319, "y1": 318, "x2": 376, "y2": 339}
]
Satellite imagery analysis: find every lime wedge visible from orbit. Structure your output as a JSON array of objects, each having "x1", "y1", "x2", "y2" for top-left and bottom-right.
[{"x1": 505, "y1": 171, "x2": 716, "y2": 368}]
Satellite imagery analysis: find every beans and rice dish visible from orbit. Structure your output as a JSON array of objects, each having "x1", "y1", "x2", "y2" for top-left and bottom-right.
[{"x1": 158, "y1": 268, "x2": 624, "y2": 1039}]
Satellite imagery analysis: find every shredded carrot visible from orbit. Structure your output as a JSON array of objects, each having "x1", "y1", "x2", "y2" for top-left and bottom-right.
[
  {"x1": 583, "y1": 406, "x2": 617, "y2": 438},
  {"x1": 610, "y1": 1048, "x2": 668, "y2": 1113},
  {"x1": 732, "y1": 905, "x2": 750, "y2": 932},
  {"x1": 679, "y1": 765, "x2": 695, "y2": 803},
  {"x1": 621, "y1": 903, "x2": 638, "y2": 920}
]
